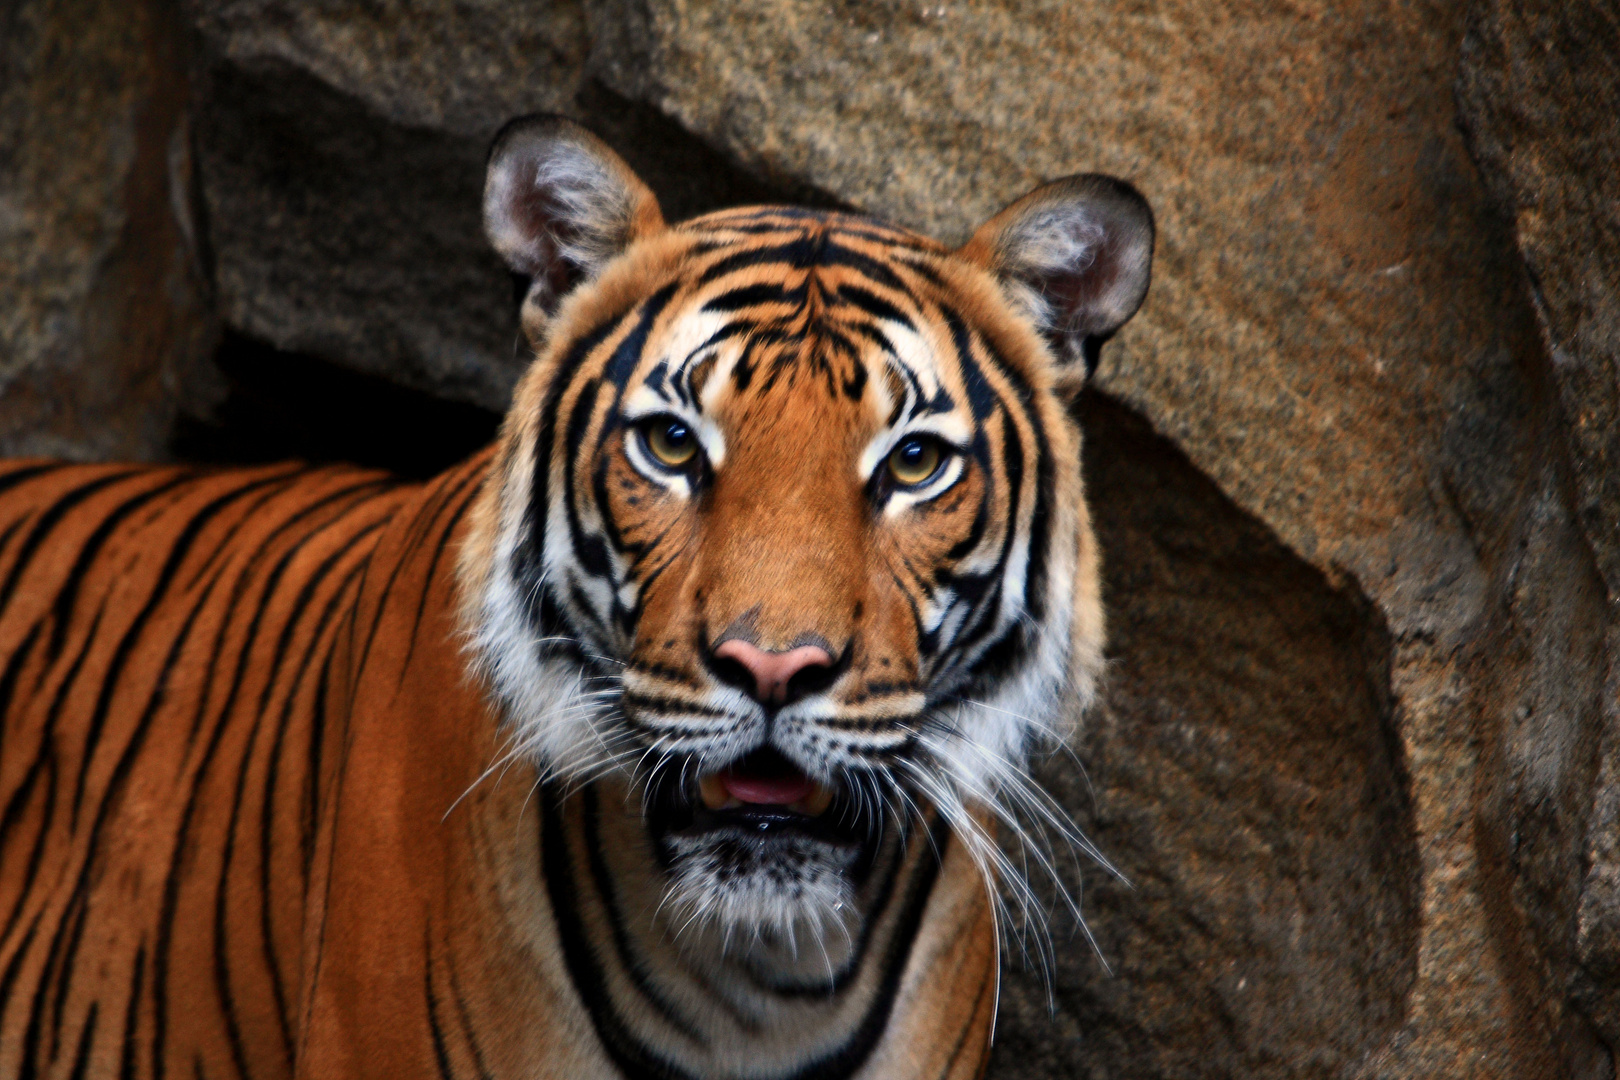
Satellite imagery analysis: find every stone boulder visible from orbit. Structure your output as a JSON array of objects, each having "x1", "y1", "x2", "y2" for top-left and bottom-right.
[
  {"x1": 185, "y1": 0, "x2": 588, "y2": 410},
  {"x1": 1456, "y1": 0, "x2": 1620, "y2": 1062},
  {"x1": 0, "y1": 0, "x2": 216, "y2": 461}
]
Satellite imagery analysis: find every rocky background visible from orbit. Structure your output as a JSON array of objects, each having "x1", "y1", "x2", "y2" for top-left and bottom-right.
[{"x1": 2, "y1": 0, "x2": 1617, "y2": 1076}]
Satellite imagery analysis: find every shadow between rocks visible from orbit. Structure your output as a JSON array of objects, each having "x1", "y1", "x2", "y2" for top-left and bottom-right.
[
  {"x1": 988, "y1": 390, "x2": 1420, "y2": 1080},
  {"x1": 170, "y1": 330, "x2": 499, "y2": 479}
]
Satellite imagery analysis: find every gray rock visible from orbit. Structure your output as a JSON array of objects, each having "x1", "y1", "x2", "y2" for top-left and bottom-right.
[
  {"x1": 0, "y1": 0, "x2": 216, "y2": 460},
  {"x1": 190, "y1": 0, "x2": 590, "y2": 138},
  {"x1": 186, "y1": 0, "x2": 589, "y2": 410},
  {"x1": 192, "y1": 56, "x2": 526, "y2": 410}
]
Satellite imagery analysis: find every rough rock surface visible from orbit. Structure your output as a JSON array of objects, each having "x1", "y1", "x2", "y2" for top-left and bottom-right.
[
  {"x1": 587, "y1": 1, "x2": 1616, "y2": 1076},
  {"x1": 0, "y1": 0, "x2": 215, "y2": 460},
  {"x1": 185, "y1": 0, "x2": 588, "y2": 410},
  {"x1": 1456, "y1": 0, "x2": 1620, "y2": 1062}
]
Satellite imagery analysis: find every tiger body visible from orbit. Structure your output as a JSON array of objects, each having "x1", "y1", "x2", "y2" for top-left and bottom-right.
[{"x1": 0, "y1": 118, "x2": 1152, "y2": 1079}]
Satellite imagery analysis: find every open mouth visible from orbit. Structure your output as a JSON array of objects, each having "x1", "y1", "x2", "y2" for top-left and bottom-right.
[
  {"x1": 697, "y1": 748, "x2": 836, "y2": 817},
  {"x1": 647, "y1": 746, "x2": 871, "y2": 853},
  {"x1": 641, "y1": 746, "x2": 898, "y2": 944}
]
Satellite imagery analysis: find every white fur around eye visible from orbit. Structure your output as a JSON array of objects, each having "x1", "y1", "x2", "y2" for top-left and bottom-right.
[
  {"x1": 621, "y1": 423, "x2": 698, "y2": 498},
  {"x1": 881, "y1": 454, "x2": 966, "y2": 517}
]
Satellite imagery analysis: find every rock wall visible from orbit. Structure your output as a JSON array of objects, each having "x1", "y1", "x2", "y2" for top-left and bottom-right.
[
  {"x1": 3, "y1": 0, "x2": 1618, "y2": 1076},
  {"x1": 0, "y1": 0, "x2": 216, "y2": 460},
  {"x1": 1455, "y1": 0, "x2": 1620, "y2": 1066}
]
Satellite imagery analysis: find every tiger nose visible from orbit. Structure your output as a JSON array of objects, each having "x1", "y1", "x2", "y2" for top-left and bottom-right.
[{"x1": 712, "y1": 640, "x2": 836, "y2": 705}]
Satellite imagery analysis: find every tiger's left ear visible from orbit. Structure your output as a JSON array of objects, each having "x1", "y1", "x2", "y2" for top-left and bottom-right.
[
  {"x1": 959, "y1": 174, "x2": 1154, "y2": 381},
  {"x1": 485, "y1": 115, "x2": 666, "y2": 347}
]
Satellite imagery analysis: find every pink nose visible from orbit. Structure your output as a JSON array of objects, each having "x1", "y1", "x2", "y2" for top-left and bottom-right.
[{"x1": 712, "y1": 640, "x2": 835, "y2": 704}]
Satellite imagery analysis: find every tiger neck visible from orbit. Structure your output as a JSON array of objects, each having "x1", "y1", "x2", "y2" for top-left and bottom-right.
[{"x1": 533, "y1": 778, "x2": 996, "y2": 1080}]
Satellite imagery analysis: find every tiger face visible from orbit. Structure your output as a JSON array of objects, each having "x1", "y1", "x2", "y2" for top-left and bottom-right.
[{"x1": 462, "y1": 118, "x2": 1152, "y2": 961}]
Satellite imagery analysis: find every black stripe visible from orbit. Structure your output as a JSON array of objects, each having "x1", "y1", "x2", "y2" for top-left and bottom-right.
[
  {"x1": 446, "y1": 958, "x2": 497, "y2": 1080},
  {"x1": 540, "y1": 786, "x2": 701, "y2": 1080},
  {"x1": 0, "y1": 462, "x2": 62, "y2": 498},
  {"x1": 0, "y1": 470, "x2": 142, "y2": 615},
  {"x1": 696, "y1": 237, "x2": 824, "y2": 284},
  {"x1": 47, "y1": 473, "x2": 194, "y2": 660},
  {"x1": 118, "y1": 944, "x2": 146, "y2": 1080},
  {"x1": 580, "y1": 786, "x2": 703, "y2": 1040},
  {"x1": 777, "y1": 818, "x2": 951, "y2": 1080},
  {"x1": 217, "y1": 525, "x2": 383, "y2": 1075},
  {"x1": 0, "y1": 912, "x2": 43, "y2": 1058},
  {"x1": 67, "y1": 472, "x2": 295, "y2": 824},
  {"x1": 401, "y1": 466, "x2": 487, "y2": 671},
  {"x1": 521, "y1": 315, "x2": 623, "y2": 636},
  {"x1": 702, "y1": 282, "x2": 803, "y2": 313},
  {"x1": 47, "y1": 877, "x2": 95, "y2": 1058},
  {"x1": 936, "y1": 958, "x2": 993, "y2": 1080},
  {"x1": 835, "y1": 283, "x2": 914, "y2": 330},
  {"x1": 1, "y1": 602, "x2": 101, "y2": 946},
  {"x1": 66, "y1": 1000, "x2": 98, "y2": 1080},
  {"x1": 258, "y1": 559, "x2": 370, "y2": 1059},
  {"x1": 424, "y1": 945, "x2": 459, "y2": 1080}
]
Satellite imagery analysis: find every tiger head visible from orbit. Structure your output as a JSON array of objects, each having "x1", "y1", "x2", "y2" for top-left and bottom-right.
[{"x1": 460, "y1": 117, "x2": 1152, "y2": 961}]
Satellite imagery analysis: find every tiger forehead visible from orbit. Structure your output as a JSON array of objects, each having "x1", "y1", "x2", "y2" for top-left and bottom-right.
[
  {"x1": 619, "y1": 214, "x2": 965, "y2": 419},
  {"x1": 678, "y1": 207, "x2": 945, "y2": 254}
]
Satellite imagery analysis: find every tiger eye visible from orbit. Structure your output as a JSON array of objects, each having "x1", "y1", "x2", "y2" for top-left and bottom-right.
[
  {"x1": 887, "y1": 437, "x2": 943, "y2": 486},
  {"x1": 645, "y1": 418, "x2": 698, "y2": 467}
]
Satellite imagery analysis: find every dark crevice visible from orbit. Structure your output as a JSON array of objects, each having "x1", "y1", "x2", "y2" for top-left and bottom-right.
[{"x1": 170, "y1": 331, "x2": 499, "y2": 479}]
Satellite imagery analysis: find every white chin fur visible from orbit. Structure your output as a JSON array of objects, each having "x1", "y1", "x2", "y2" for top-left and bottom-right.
[{"x1": 659, "y1": 831, "x2": 860, "y2": 957}]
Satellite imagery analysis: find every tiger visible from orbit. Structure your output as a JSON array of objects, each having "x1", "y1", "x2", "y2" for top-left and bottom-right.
[{"x1": 0, "y1": 115, "x2": 1153, "y2": 1080}]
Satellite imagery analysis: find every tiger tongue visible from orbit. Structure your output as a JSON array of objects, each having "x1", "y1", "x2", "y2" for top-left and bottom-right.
[{"x1": 720, "y1": 770, "x2": 815, "y2": 806}]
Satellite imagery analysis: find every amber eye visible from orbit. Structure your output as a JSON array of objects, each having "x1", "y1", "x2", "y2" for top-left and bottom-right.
[
  {"x1": 643, "y1": 416, "x2": 698, "y2": 467},
  {"x1": 887, "y1": 437, "x2": 944, "y2": 486}
]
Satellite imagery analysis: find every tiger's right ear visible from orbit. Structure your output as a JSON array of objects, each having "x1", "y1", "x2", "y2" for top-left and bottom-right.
[{"x1": 484, "y1": 115, "x2": 665, "y2": 346}]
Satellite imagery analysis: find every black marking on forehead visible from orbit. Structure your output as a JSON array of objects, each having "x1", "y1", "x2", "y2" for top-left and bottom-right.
[
  {"x1": 817, "y1": 244, "x2": 909, "y2": 291},
  {"x1": 605, "y1": 283, "x2": 680, "y2": 390},
  {"x1": 703, "y1": 282, "x2": 807, "y2": 313},
  {"x1": 642, "y1": 359, "x2": 670, "y2": 397},
  {"x1": 941, "y1": 307, "x2": 997, "y2": 422},
  {"x1": 835, "y1": 284, "x2": 913, "y2": 330},
  {"x1": 696, "y1": 236, "x2": 826, "y2": 285},
  {"x1": 843, "y1": 361, "x2": 868, "y2": 402},
  {"x1": 850, "y1": 322, "x2": 897, "y2": 357},
  {"x1": 886, "y1": 354, "x2": 957, "y2": 425}
]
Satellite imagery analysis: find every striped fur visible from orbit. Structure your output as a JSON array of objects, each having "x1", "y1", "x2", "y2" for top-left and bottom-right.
[{"x1": 0, "y1": 117, "x2": 1150, "y2": 1079}]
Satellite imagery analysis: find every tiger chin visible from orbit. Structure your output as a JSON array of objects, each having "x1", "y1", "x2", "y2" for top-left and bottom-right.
[{"x1": 0, "y1": 114, "x2": 1150, "y2": 1080}]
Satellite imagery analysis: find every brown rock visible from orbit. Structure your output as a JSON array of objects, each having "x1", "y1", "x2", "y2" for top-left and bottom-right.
[
  {"x1": 1456, "y1": 0, "x2": 1620, "y2": 1062},
  {"x1": 0, "y1": 0, "x2": 216, "y2": 460},
  {"x1": 590, "y1": 1, "x2": 1615, "y2": 1074}
]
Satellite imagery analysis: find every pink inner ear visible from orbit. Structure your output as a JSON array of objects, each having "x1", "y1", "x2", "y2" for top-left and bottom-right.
[
  {"x1": 1044, "y1": 240, "x2": 1125, "y2": 336},
  {"x1": 499, "y1": 173, "x2": 587, "y2": 306}
]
